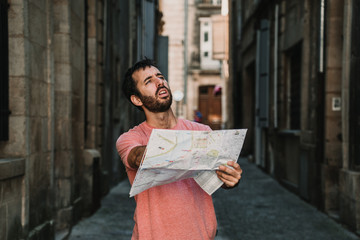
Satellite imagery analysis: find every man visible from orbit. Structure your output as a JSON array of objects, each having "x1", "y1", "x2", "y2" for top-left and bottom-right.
[{"x1": 116, "y1": 59, "x2": 242, "y2": 240}]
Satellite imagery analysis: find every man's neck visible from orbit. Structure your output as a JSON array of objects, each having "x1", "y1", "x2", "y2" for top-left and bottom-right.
[{"x1": 144, "y1": 109, "x2": 178, "y2": 129}]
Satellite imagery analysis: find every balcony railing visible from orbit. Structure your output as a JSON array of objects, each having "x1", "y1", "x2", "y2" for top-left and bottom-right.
[{"x1": 201, "y1": 0, "x2": 221, "y2": 6}]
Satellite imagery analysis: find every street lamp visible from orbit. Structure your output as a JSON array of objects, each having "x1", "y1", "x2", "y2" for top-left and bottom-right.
[{"x1": 173, "y1": 90, "x2": 184, "y2": 117}]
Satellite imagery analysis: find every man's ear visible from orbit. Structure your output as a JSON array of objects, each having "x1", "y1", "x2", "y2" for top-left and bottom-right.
[{"x1": 130, "y1": 95, "x2": 143, "y2": 107}]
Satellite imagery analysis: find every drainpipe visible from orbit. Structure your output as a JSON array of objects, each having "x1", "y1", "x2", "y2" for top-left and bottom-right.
[
  {"x1": 319, "y1": 0, "x2": 325, "y2": 73},
  {"x1": 274, "y1": 4, "x2": 279, "y2": 128},
  {"x1": 183, "y1": 0, "x2": 188, "y2": 104}
]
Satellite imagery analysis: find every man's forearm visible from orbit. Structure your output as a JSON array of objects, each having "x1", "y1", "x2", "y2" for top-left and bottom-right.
[{"x1": 128, "y1": 146, "x2": 146, "y2": 169}]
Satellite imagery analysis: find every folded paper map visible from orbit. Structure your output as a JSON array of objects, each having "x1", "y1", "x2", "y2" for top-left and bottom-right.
[{"x1": 129, "y1": 129, "x2": 247, "y2": 197}]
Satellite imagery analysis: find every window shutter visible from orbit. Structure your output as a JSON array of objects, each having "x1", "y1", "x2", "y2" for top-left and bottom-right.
[
  {"x1": 0, "y1": 0, "x2": 10, "y2": 141},
  {"x1": 256, "y1": 19, "x2": 270, "y2": 128}
]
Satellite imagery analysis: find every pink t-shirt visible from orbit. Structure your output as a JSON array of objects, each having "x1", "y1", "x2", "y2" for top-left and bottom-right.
[{"x1": 116, "y1": 119, "x2": 217, "y2": 240}]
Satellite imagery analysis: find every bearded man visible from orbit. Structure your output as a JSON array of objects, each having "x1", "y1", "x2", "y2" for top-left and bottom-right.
[{"x1": 116, "y1": 58, "x2": 242, "y2": 240}]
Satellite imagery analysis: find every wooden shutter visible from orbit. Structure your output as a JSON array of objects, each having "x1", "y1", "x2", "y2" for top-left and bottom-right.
[
  {"x1": 0, "y1": 0, "x2": 9, "y2": 141},
  {"x1": 256, "y1": 19, "x2": 270, "y2": 128}
]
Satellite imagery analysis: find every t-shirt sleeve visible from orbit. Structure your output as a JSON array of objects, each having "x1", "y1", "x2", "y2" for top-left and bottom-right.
[{"x1": 116, "y1": 131, "x2": 143, "y2": 170}]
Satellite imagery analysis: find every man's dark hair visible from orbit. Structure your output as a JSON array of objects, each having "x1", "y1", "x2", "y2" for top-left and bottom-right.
[{"x1": 122, "y1": 58, "x2": 158, "y2": 111}]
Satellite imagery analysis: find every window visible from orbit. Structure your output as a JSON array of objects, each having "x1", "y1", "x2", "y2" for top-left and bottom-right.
[
  {"x1": 211, "y1": 0, "x2": 221, "y2": 5},
  {"x1": 0, "y1": 0, "x2": 9, "y2": 141},
  {"x1": 204, "y1": 32, "x2": 208, "y2": 42},
  {"x1": 199, "y1": 17, "x2": 220, "y2": 70}
]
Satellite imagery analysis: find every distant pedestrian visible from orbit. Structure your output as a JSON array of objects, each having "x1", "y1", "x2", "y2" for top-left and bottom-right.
[
  {"x1": 116, "y1": 58, "x2": 242, "y2": 240},
  {"x1": 194, "y1": 109, "x2": 203, "y2": 123}
]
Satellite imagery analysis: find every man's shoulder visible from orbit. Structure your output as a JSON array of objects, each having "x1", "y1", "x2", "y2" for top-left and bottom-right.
[
  {"x1": 116, "y1": 122, "x2": 149, "y2": 150},
  {"x1": 118, "y1": 122, "x2": 147, "y2": 140}
]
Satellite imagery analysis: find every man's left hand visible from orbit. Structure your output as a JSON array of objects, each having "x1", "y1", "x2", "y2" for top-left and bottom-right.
[{"x1": 216, "y1": 161, "x2": 243, "y2": 189}]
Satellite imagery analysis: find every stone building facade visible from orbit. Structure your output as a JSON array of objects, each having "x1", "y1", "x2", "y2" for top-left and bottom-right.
[
  {"x1": 230, "y1": 0, "x2": 360, "y2": 234},
  {"x1": 0, "y1": 0, "x2": 160, "y2": 239}
]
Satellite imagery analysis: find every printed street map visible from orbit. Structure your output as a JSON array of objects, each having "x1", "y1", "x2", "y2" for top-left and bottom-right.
[{"x1": 129, "y1": 129, "x2": 247, "y2": 197}]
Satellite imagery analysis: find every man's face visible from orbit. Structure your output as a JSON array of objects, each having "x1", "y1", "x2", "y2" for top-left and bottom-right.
[{"x1": 132, "y1": 66, "x2": 173, "y2": 113}]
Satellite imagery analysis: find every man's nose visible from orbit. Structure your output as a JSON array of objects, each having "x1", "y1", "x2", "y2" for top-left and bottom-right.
[{"x1": 155, "y1": 77, "x2": 165, "y2": 87}]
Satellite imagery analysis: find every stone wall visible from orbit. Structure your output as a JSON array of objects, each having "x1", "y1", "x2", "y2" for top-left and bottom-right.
[
  {"x1": 230, "y1": 0, "x2": 360, "y2": 234},
  {"x1": 0, "y1": 0, "x2": 149, "y2": 239}
]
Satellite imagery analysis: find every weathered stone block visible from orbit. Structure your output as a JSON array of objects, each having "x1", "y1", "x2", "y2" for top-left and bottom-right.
[
  {"x1": 9, "y1": 77, "x2": 27, "y2": 116},
  {"x1": 9, "y1": 37, "x2": 26, "y2": 77},
  {"x1": 87, "y1": 102, "x2": 97, "y2": 124},
  {"x1": 71, "y1": 96, "x2": 82, "y2": 122},
  {"x1": 1, "y1": 177, "x2": 22, "y2": 202},
  {"x1": 87, "y1": 15, "x2": 97, "y2": 38},
  {"x1": 55, "y1": 65, "x2": 72, "y2": 93},
  {"x1": 53, "y1": 3, "x2": 70, "y2": 34},
  {"x1": 55, "y1": 206, "x2": 73, "y2": 231},
  {"x1": 28, "y1": 2, "x2": 47, "y2": 47},
  {"x1": 87, "y1": 81, "x2": 97, "y2": 104},
  {"x1": 54, "y1": 120, "x2": 72, "y2": 150},
  {"x1": 55, "y1": 179, "x2": 72, "y2": 209},
  {"x1": 72, "y1": 122, "x2": 84, "y2": 149},
  {"x1": 55, "y1": 151, "x2": 73, "y2": 178},
  {"x1": 55, "y1": 93, "x2": 72, "y2": 119},
  {"x1": 0, "y1": 177, "x2": 24, "y2": 240},
  {"x1": 325, "y1": 69, "x2": 342, "y2": 92},
  {"x1": 29, "y1": 81, "x2": 41, "y2": 117},
  {"x1": 321, "y1": 164, "x2": 339, "y2": 211},
  {"x1": 71, "y1": 43, "x2": 84, "y2": 73},
  {"x1": 53, "y1": 34, "x2": 71, "y2": 64},
  {"x1": 29, "y1": 153, "x2": 51, "y2": 191},
  {"x1": 70, "y1": 1, "x2": 84, "y2": 20},
  {"x1": 6, "y1": 199, "x2": 23, "y2": 240},
  {"x1": 8, "y1": 1, "x2": 25, "y2": 36},
  {"x1": 28, "y1": 0, "x2": 47, "y2": 11},
  {"x1": 29, "y1": 43, "x2": 47, "y2": 83},
  {"x1": 87, "y1": 38, "x2": 97, "y2": 63},
  {"x1": 41, "y1": 118, "x2": 51, "y2": 152},
  {"x1": 340, "y1": 195, "x2": 357, "y2": 232},
  {"x1": 339, "y1": 170, "x2": 360, "y2": 202},
  {"x1": 324, "y1": 142, "x2": 342, "y2": 167},
  {"x1": 29, "y1": 118, "x2": 42, "y2": 153},
  {"x1": 71, "y1": 12, "x2": 83, "y2": 46}
]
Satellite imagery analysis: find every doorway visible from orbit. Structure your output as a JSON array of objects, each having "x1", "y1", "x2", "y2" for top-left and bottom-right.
[{"x1": 198, "y1": 85, "x2": 222, "y2": 130}]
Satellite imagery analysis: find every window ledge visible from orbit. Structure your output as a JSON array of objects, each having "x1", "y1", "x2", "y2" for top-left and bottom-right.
[
  {"x1": 197, "y1": 3, "x2": 221, "y2": 10},
  {"x1": 0, "y1": 158, "x2": 25, "y2": 180}
]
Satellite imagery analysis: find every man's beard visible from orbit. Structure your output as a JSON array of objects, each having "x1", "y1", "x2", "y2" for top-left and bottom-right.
[{"x1": 139, "y1": 87, "x2": 173, "y2": 113}]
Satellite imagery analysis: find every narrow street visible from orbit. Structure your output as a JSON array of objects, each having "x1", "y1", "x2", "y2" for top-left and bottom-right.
[{"x1": 69, "y1": 158, "x2": 359, "y2": 240}]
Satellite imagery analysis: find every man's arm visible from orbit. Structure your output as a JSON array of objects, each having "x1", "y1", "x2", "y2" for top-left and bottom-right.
[
  {"x1": 127, "y1": 145, "x2": 146, "y2": 169},
  {"x1": 216, "y1": 161, "x2": 243, "y2": 189}
]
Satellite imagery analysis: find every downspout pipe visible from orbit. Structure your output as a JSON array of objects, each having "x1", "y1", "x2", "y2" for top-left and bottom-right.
[
  {"x1": 183, "y1": 0, "x2": 188, "y2": 104},
  {"x1": 274, "y1": 4, "x2": 279, "y2": 128}
]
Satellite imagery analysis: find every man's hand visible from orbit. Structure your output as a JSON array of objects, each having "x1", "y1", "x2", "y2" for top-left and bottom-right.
[
  {"x1": 216, "y1": 161, "x2": 243, "y2": 189},
  {"x1": 128, "y1": 146, "x2": 146, "y2": 169}
]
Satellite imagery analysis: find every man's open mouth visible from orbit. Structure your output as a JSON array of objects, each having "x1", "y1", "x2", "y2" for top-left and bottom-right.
[{"x1": 157, "y1": 87, "x2": 168, "y2": 97}]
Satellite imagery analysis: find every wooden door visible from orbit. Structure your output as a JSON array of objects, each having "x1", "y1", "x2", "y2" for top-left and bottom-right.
[{"x1": 198, "y1": 85, "x2": 222, "y2": 130}]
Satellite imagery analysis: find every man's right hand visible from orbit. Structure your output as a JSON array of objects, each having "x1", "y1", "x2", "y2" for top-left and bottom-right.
[{"x1": 128, "y1": 146, "x2": 146, "y2": 169}]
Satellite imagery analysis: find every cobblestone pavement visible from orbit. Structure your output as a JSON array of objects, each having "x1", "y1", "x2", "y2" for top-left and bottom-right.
[{"x1": 68, "y1": 158, "x2": 359, "y2": 240}]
